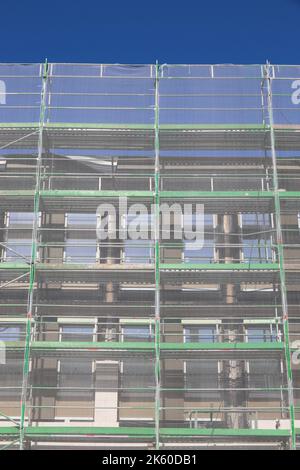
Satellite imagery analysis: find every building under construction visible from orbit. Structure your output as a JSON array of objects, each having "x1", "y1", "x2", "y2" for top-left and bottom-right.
[{"x1": 0, "y1": 63, "x2": 300, "y2": 450}]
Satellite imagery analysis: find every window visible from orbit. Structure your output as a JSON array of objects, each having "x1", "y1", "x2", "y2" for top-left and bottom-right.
[
  {"x1": 184, "y1": 243, "x2": 214, "y2": 264},
  {"x1": 65, "y1": 239, "x2": 97, "y2": 263},
  {"x1": 122, "y1": 325, "x2": 153, "y2": 342},
  {"x1": 121, "y1": 358, "x2": 154, "y2": 398},
  {"x1": 184, "y1": 325, "x2": 217, "y2": 343},
  {"x1": 248, "y1": 359, "x2": 281, "y2": 399},
  {"x1": 7, "y1": 239, "x2": 32, "y2": 260},
  {"x1": 0, "y1": 359, "x2": 23, "y2": 400},
  {"x1": 123, "y1": 240, "x2": 153, "y2": 264},
  {"x1": 60, "y1": 325, "x2": 94, "y2": 342},
  {"x1": 0, "y1": 325, "x2": 24, "y2": 342},
  {"x1": 242, "y1": 214, "x2": 271, "y2": 227},
  {"x1": 242, "y1": 238, "x2": 272, "y2": 263},
  {"x1": 65, "y1": 213, "x2": 98, "y2": 263},
  {"x1": 283, "y1": 215, "x2": 300, "y2": 244},
  {"x1": 57, "y1": 359, "x2": 94, "y2": 402},
  {"x1": 241, "y1": 213, "x2": 272, "y2": 263},
  {"x1": 123, "y1": 214, "x2": 154, "y2": 264},
  {"x1": 119, "y1": 358, "x2": 155, "y2": 421},
  {"x1": 66, "y1": 213, "x2": 97, "y2": 227},
  {"x1": 9, "y1": 212, "x2": 34, "y2": 225},
  {"x1": 185, "y1": 360, "x2": 220, "y2": 401},
  {"x1": 183, "y1": 214, "x2": 214, "y2": 263},
  {"x1": 247, "y1": 325, "x2": 278, "y2": 343},
  {"x1": 4, "y1": 212, "x2": 34, "y2": 262}
]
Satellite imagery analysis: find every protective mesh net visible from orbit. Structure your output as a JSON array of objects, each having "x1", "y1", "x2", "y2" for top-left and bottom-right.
[{"x1": 0, "y1": 63, "x2": 299, "y2": 449}]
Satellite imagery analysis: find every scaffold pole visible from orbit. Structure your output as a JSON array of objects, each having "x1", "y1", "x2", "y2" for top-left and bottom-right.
[
  {"x1": 19, "y1": 59, "x2": 48, "y2": 450},
  {"x1": 265, "y1": 62, "x2": 296, "y2": 450},
  {"x1": 154, "y1": 60, "x2": 161, "y2": 450}
]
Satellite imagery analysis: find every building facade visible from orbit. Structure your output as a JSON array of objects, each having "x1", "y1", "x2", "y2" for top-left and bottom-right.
[{"x1": 0, "y1": 63, "x2": 300, "y2": 449}]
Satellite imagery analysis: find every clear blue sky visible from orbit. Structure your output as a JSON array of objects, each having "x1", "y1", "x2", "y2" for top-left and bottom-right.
[{"x1": 1, "y1": 0, "x2": 299, "y2": 64}]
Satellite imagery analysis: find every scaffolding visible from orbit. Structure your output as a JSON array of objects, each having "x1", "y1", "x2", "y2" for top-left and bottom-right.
[{"x1": 0, "y1": 63, "x2": 300, "y2": 450}]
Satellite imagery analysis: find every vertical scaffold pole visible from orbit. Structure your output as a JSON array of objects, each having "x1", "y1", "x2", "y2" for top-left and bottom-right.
[
  {"x1": 19, "y1": 60, "x2": 48, "y2": 450},
  {"x1": 154, "y1": 61, "x2": 161, "y2": 450},
  {"x1": 265, "y1": 63, "x2": 296, "y2": 450}
]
